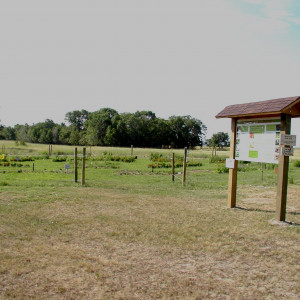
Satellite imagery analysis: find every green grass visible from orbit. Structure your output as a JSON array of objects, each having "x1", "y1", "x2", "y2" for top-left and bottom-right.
[{"x1": 0, "y1": 141, "x2": 299, "y2": 299}]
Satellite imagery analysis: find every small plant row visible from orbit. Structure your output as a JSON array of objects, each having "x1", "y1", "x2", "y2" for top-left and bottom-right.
[
  {"x1": 88, "y1": 155, "x2": 136, "y2": 163},
  {"x1": 215, "y1": 161, "x2": 279, "y2": 173},
  {"x1": 148, "y1": 161, "x2": 203, "y2": 169},
  {"x1": 0, "y1": 162, "x2": 24, "y2": 167},
  {"x1": 0, "y1": 154, "x2": 49, "y2": 162}
]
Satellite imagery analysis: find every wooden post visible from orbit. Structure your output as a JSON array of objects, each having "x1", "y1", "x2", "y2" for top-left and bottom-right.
[
  {"x1": 276, "y1": 114, "x2": 291, "y2": 221},
  {"x1": 172, "y1": 152, "x2": 175, "y2": 182},
  {"x1": 48, "y1": 145, "x2": 51, "y2": 156},
  {"x1": 182, "y1": 147, "x2": 187, "y2": 185},
  {"x1": 228, "y1": 118, "x2": 238, "y2": 208},
  {"x1": 74, "y1": 147, "x2": 78, "y2": 183},
  {"x1": 131, "y1": 145, "x2": 133, "y2": 156},
  {"x1": 81, "y1": 147, "x2": 86, "y2": 186},
  {"x1": 51, "y1": 145, "x2": 53, "y2": 156}
]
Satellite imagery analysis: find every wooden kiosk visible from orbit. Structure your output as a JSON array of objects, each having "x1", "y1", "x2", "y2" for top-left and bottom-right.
[{"x1": 216, "y1": 96, "x2": 300, "y2": 222}]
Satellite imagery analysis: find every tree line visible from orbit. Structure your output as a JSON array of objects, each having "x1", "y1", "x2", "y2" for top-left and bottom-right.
[{"x1": 0, "y1": 108, "x2": 212, "y2": 148}]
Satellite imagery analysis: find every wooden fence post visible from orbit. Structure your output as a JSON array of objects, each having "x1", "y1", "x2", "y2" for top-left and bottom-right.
[
  {"x1": 131, "y1": 145, "x2": 133, "y2": 156},
  {"x1": 182, "y1": 147, "x2": 187, "y2": 185},
  {"x1": 81, "y1": 147, "x2": 86, "y2": 186},
  {"x1": 276, "y1": 114, "x2": 291, "y2": 221},
  {"x1": 74, "y1": 147, "x2": 78, "y2": 183},
  {"x1": 228, "y1": 118, "x2": 238, "y2": 208},
  {"x1": 172, "y1": 152, "x2": 175, "y2": 182}
]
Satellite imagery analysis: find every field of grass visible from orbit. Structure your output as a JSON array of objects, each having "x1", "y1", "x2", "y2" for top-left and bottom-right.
[{"x1": 0, "y1": 141, "x2": 299, "y2": 299}]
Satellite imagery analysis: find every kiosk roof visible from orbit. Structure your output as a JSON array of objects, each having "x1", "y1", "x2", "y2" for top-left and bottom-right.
[{"x1": 216, "y1": 96, "x2": 300, "y2": 119}]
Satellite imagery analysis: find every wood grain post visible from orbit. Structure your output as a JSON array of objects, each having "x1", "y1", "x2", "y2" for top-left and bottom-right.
[
  {"x1": 74, "y1": 147, "x2": 78, "y2": 183},
  {"x1": 182, "y1": 147, "x2": 187, "y2": 185},
  {"x1": 81, "y1": 147, "x2": 86, "y2": 186},
  {"x1": 276, "y1": 114, "x2": 291, "y2": 221},
  {"x1": 172, "y1": 152, "x2": 175, "y2": 182},
  {"x1": 228, "y1": 118, "x2": 238, "y2": 208}
]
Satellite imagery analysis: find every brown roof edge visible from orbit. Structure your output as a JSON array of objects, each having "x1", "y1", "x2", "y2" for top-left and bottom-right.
[{"x1": 216, "y1": 96, "x2": 300, "y2": 119}]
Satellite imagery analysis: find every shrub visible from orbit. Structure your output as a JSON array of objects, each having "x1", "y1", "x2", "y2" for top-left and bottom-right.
[
  {"x1": 293, "y1": 160, "x2": 300, "y2": 168},
  {"x1": 150, "y1": 153, "x2": 163, "y2": 160},
  {"x1": 40, "y1": 152, "x2": 49, "y2": 159},
  {"x1": 52, "y1": 156, "x2": 67, "y2": 162},
  {"x1": 215, "y1": 165, "x2": 229, "y2": 173},
  {"x1": 209, "y1": 156, "x2": 227, "y2": 163}
]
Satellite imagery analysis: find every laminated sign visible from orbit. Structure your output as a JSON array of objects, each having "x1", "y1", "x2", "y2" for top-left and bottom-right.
[{"x1": 235, "y1": 119, "x2": 280, "y2": 164}]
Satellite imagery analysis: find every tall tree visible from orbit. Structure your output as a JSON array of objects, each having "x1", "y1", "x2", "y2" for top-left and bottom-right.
[
  {"x1": 85, "y1": 108, "x2": 118, "y2": 145},
  {"x1": 168, "y1": 116, "x2": 206, "y2": 148},
  {"x1": 206, "y1": 132, "x2": 230, "y2": 149},
  {"x1": 65, "y1": 109, "x2": 89, "y2": 131}
]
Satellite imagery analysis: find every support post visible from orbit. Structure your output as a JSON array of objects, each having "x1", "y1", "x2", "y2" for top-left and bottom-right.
[
  {"x1": 276, "y1": 114, "x2": 291, "y2": 221},
  {"x1": 228, "y1": 118, "x2": 238, "y2": 208},
  {"x1": 172, "y1": 152, "x2": 175, "y2": 182},
  {"x1": 74, "y1": 147, "x2": 78, "y2": 183},
  {"x1": 182, "y1": 147, "x2": 187, "y2": 185},
  {"x1": 81, "y1": 147, "x2": 86, "y2": 186},
  {"x1": 131, "y1": 145, "x2": 133, "y2": 156}
]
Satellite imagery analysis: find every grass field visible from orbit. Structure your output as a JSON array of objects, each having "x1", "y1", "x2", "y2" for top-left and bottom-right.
[{"x1": 0, "y1": 141, "x2": 299, "y2": 299}]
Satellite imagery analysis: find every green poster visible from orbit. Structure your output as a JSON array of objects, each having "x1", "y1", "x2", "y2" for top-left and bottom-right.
[
  {"x1": 249, "y1": 150, "x2": 258, "y2": 158},
  {"x1": 237, "y1": 126, "x2": 248, "y2": 132},
  {"x1": 266, "y1": 124, "x2": 276, "y2": 132},
  {"x1": 250, "y1": 125, "x2": 265, "y2": 134}
]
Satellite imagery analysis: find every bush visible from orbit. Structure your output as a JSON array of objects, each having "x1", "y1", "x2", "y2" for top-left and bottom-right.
[
  {"x1": 293, "y1": 160, "x2": 300, "y2": 168},
  {"x1": 209, "y1": 156, "x2": 226, "y2": 163},
  {"x1": 215, "y1": 165, "x2": 229, "y2": 173},
  {"x1": 150, "y1": 153, "x2": 163, "y2": 160},
  {"x1": 40, "y1": 152, "x2": 50, "y2": 159},
  {"x1": 148, "y1": 162, "x2": 171, "y2": 169},
  {"x1": 52, "y1": 156, "x2": 67, "y2": 162}
]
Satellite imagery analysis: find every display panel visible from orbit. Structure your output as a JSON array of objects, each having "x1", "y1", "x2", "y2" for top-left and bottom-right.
[{"x1": 235, "y1": 119, "x2": 280, "y2": 164}]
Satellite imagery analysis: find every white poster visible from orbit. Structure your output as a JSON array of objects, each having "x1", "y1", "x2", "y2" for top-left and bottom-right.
[{"x1": 235, "y1": 120, "x2": 280, "y2": 164}]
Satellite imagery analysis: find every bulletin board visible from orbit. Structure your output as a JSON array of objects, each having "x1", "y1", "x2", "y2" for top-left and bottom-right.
[{"x1": 235, "y1": 119, "x2": 280, "y2": 164}]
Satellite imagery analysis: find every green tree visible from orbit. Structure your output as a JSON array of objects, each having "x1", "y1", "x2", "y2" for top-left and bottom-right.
[
  {"x1": 206, "y1": 132, "x2": 230, "y2": 155},
  {"x1": 168, "y1": 116, "x2": 206, "y2": 148},
  {"x1": 65, "y1": 110, "x2": 89, "y2": 131},
  {"x1": 85, "y1": 108, "x2": 118, "y2": 145}
]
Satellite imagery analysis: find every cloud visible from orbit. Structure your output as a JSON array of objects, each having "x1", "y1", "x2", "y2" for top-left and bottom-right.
[{"x1": 240, "y1": 0, "x2": 300, "y2": 29}]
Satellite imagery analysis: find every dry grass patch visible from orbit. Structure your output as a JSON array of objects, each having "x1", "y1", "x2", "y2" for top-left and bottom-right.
[{"x1": 0, "y1": 184, "x2": 299, "y2": 299}]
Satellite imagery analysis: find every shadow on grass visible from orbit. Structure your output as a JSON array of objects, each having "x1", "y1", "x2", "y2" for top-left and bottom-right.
[
  {"x1": 235, "y1": 206, "x2": 274, "y2": 214},
  {"x1": 234, "y1": 206, "x2": 300, "y2": 226}
]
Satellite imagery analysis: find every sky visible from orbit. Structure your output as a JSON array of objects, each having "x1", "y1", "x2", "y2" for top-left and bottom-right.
[{"x1": 0, "y1": 0, "x2": 300, "y2": 142}]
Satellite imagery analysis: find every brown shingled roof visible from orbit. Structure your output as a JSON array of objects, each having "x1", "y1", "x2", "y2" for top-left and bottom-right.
[{"x1": 216, "y1": 96, "x2": 300, "y2": 119}]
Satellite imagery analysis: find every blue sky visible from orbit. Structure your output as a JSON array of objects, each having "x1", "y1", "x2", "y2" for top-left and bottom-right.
[{"x1": 0, "y1": 0, "x2": 300, "y2": 142}]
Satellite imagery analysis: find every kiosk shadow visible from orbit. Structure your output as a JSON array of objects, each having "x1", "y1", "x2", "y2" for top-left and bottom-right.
[{"x1": 234, "y1": 206, "x2": 300, "y2": 226}]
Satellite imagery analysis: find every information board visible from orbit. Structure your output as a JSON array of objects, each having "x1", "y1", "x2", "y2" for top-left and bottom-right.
[{"x1": 235, "y1": 119, "x2": 280, "y2": 164}]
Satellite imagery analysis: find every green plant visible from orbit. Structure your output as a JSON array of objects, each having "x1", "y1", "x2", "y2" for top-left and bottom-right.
[
  {"x1": 209, "y1": 155, "x2": 226, "y2": 163},
  {"x1": 52, "y1": 156, "x2": 67, "y2": 162},
  {"x1": 293, "y1": 160, "x2": 300, "y2": 168},
  {"x1": 215, "y1": 165, "x2": 229, "y2": 173}
]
